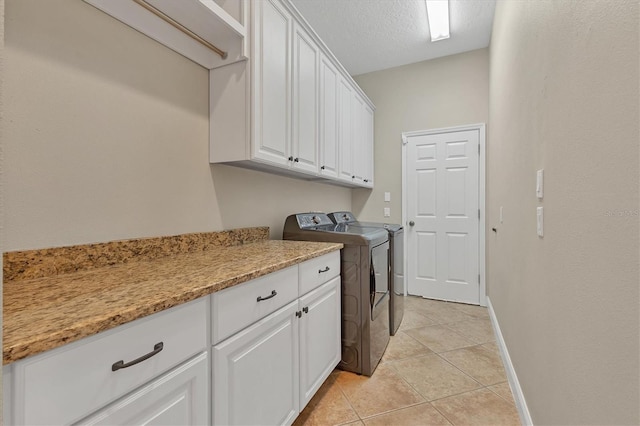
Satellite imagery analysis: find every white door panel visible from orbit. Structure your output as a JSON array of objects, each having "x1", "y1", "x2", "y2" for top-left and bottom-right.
[{"x1": 406, "y1": 129, "x2": 480, "y2": 304}]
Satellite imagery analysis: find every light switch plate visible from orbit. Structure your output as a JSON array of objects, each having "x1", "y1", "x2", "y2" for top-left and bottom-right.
[
  {"x1": 536, "y1": 169, "x2": 544, "y2": 199},
  {"x1": 537, "y1": 207, "x2": 544, "y2": 237},
  {"x1": 384, "y1": 207, "x2": 390, "y2": 217},
  {"x1": 384, "y1": 192, "x2": 391, "y2": 202}
]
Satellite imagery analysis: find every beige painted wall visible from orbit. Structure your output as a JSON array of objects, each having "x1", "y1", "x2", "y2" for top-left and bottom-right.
[
  {"x1": 352, "y1": 49, "x2": 489, "y2": 223},
  {"x1": 488, "y1": 1, "x2": 639, "y2": 424},
  {"x1": 3, "y1": 0, "x2": 350, "y2": 251}
]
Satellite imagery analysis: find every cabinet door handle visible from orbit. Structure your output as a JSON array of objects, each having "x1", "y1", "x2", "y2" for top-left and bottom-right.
[
  {"x1": 257, "y1": 290, "x2": 277, "y2": 302},
  {"x1": 294, "y1": 158, "x2": 299, "y2": 162},
  {"x1": 321, "y1": 166, "x2": 325, "y2": 170},
  {"x1": 112, "y1": 342, "x2": 164, "y2": 372},
  {"x1": 302, "y1": 306, "x2": 309, "y2": 314},
  {"x1": 296, "y1": 310, "x2": 302, "y2": 318},
  {"x1": 318, "y1": 266, "x2": 330, "y2": 273},
  {"x1": 288, "y1": 156, "x2": 294, "y2": 161},
  {"x1": 364, "y1": 179, "x2": 369, "y2": 183}
]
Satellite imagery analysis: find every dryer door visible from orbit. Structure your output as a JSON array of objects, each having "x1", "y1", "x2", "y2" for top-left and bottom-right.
[{"x1": 370, "y1": 241, "x2": 389, "y2": 321}]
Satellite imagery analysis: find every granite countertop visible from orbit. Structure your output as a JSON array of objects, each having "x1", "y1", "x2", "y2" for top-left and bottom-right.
[{"x1": 3, "y1": 230, "x2": 342, "y2": 365}]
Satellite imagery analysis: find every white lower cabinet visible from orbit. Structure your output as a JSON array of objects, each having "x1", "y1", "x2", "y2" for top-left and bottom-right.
[
  {"x1": 212, "y1": 251, "x2": 341, "y2": 425},
  {"x1": 213, "y1": 301, "x2": 300, "y2": 426},
  {"x1": 78, "y1": 352, "x2": 209, "y2": 425},
  {"x1": 299, "y1": 276, "x2": 341, "y2": 409}
]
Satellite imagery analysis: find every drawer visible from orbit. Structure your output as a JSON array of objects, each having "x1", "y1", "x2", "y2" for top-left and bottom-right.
[
  {"x1": 299, "y1": 251, "x2": 340, "y2": 295},
  {"x1": 211, "y1": 265, "x2": 299, "y2": 345},
  {"x1": 12, "y1": 298, "x2": 207, "y2": 426}
]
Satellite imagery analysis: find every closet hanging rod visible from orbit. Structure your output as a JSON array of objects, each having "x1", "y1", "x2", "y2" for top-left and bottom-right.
[{"x1": 133, "y1": 0, "x2": 228, "y2": 59}]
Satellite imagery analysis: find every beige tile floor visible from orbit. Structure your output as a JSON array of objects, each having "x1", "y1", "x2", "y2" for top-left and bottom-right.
[{"x1": 294, "y1": 296, "x2": 521, "y2": 426}]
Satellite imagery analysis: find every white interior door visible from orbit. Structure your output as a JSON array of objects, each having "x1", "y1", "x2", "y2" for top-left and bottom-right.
[{"x1": 405, "y1": 128, "x2": 481, "y2": 304}]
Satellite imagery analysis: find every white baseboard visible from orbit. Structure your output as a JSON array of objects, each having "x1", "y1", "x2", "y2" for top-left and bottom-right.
[{"x1": 487, "y1": 297, "x2": 533, "y2": 426}]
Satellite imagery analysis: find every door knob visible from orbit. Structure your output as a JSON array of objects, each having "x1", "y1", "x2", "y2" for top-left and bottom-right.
[{"x1": 409, "y1": 221, "x2": 415, "y2": 226}]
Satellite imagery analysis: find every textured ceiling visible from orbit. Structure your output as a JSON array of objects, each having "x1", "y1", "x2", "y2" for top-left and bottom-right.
[{"x1": 290, "y1": 0, "x2": 496, "y2": 76}]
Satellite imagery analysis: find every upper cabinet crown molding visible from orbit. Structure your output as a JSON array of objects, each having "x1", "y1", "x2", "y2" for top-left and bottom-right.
[{"x1": 84, "y1": 0, "x2": 248, "y2": 69}]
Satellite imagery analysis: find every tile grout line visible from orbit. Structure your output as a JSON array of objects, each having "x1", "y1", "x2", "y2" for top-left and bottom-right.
[
  {"x1": 332, "y1": 376, "x2": 364, "y2": 425},
  {"x1": 357, "y1": 400, "x2": 434, "y2": 422},
  {"x1": 433, "y1": 344, "x2": 494, "y2": 388},
  {"x1": 430, "y1": 401, "x2": 456, "y2": 425},
  {"x1": 327, "y1": 369, "x2": 449, "y2": 424},
  {"x1": 485, "y1": 382, "x2": 518, "y2": 406},
  {"x1": 383, "y1": 352, "x2": 493, "y2": 414}
]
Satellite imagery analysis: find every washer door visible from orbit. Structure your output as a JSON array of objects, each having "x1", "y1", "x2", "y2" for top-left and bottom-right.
[{"x1": 370, "y1": 241, "x2": 390, "y2": 320}]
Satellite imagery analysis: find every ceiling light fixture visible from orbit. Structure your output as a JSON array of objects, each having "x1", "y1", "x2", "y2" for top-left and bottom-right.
[{"x1": 425, "y1": 0, "x2": 450, "y2": 42}]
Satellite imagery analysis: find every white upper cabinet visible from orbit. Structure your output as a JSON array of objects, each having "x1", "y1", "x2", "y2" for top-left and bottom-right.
[
  {"x1": 319, "y1": 55, "x2": 339, "y2": 179},
  {"x1": 209, "y1": 0, "x2": 375, "y2": 188},
  {"x1": 344, "y1": 88, "x2": 374, "y2": 188},
  {"x1": 291, "y1": 22, "x2": 320, "y2": 174},
  {"x1": 338, "y1": 77, "x2": 354, "y2": 183},
  {"x1": 362, "y1": 103, "x2": 375, "y2": 187},
  {"x1": 84, "y1": 0, "x2": 247, "y2": 69},
  {"x1": 351, "y1": 92, "x2": 366, "y2": 186},
  {"x1": 213, "y1": 301, "x2": 300, "y2": 426},
  {"x1": 251, "y1": 0, "x2": 292, "y2": 167},
  {"x1": 298, "y1": 277, "x2": 341, "y2": 409}
]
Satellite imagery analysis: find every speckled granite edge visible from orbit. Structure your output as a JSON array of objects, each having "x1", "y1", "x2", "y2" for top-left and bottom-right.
[{"x1": 3, "y1": 227, "x2": 270, "y2": 282}]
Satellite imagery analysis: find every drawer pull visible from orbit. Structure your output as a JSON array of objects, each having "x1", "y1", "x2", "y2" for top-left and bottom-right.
[
  {"x1": 318, "y1": 266, "x2": 330, "y2": 273},
  {"x1": 302, "y1": 306, "x2": 309, "y2": 314},
  {"x1": 256, "y1": 290, "x2": 277, "y2": 302},
  {"x1": 111, "y1": 342, "x2": 164, "y2": 372}
]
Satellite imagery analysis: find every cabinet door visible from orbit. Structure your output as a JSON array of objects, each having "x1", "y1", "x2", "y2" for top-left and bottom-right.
[
  {"x1": 78, "y1": 353, "x2": 208, "y2": 425},
  {"x1": 338, "y1": 78, "x2": 354, "y2": 182},
  {"x1": 252, "y1": 0, "x2": 292, "y2": 166},
  {"x1": 299, "y1": 277, "x2": 341, "y2": 410},
  {"x1": 362, "y1": 103, "x2": 374, "y2": 187},
  {"x1": 319, "y1": 55, "x2": 339, "y2": 179},
  {"x1": 351, "y1": 93, "x2": 366, "y2": 185},
  {"x1": 214, "y1": 300, "x2": 300, "y2": 426},
  {"x1": 291, "y1": 23, "x2": 319, "y2": 174}
]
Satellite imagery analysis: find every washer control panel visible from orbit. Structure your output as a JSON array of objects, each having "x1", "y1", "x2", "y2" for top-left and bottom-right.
[{"x1": 296, "y1": 213, "x2": 333, "y2": 229}]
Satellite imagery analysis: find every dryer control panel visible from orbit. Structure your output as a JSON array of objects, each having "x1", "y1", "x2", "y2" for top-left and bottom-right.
[{"x1": 329, "y1": 211, "x2": 357, "y2": 224}]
